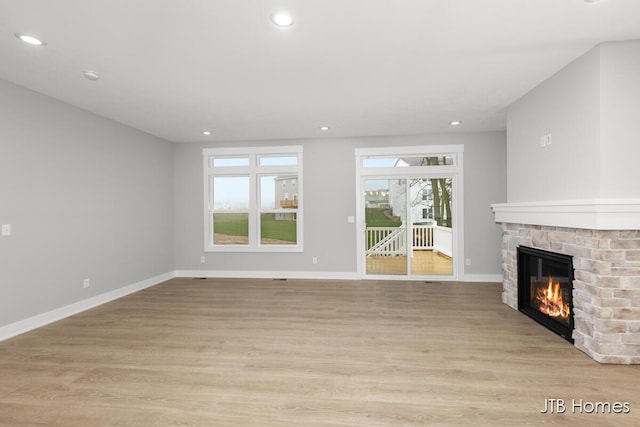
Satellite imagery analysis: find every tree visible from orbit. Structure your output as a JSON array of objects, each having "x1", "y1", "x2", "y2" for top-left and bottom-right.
[{"x1": 423, "y1": 157, "x2": 452, "y2": 228}]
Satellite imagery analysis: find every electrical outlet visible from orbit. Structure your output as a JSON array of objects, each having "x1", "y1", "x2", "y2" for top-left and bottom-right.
[
  {"x1": 465, "y1": 258, "x2": 471, "y2": 267},
  {"x1": 200, "y1": 256, "x2": 206, "y2": 264},
  {"x1": 1, "y1": 224, "x2": 11, "y2": 236},
  {"x1": 83, "y1": 279, "x2": 90, "y2": 288},
  {"x1": 312, "y1": 257, "x2": 318, "y2": 264}
]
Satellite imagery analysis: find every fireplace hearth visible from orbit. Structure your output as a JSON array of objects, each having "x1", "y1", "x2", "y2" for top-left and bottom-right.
[{"x1": 518, "y1": 246, "x2": 574, "y2": 343}]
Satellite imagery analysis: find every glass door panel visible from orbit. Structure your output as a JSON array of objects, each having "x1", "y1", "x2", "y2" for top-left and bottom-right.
[
  {"x1": 364, "y1": 179, "x2": 407, "y2": 275},
  {"x1": 409, "y1": 177, "x2": 453, "y2": 276}
]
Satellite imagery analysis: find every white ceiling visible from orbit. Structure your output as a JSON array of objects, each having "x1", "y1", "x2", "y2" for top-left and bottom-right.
[{"x1": 1, "y1": 0, "x2": 640, "y2": 143}]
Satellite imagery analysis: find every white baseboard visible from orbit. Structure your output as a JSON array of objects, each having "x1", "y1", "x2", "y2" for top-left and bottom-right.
[
  {"x1": 176, "y1": 270, "x2": 502, "y2": 283},
  {"x1": 175, "y1": 270, "x2": 361, "y2": 280},
  {"x1": 459, "y1": 274, "x2": 503, "y2": 283},
  {"x1": 0, "y1": 271, "x2": 175, "y2": 342}
]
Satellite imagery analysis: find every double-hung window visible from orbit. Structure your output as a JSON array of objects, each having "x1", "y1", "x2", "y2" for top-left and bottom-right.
[{"x1": 203, "y1": 146, "x2": 302, "y2": 252}]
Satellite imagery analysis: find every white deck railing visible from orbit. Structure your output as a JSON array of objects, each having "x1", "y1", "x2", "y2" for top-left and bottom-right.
[
  {"x1": 412, "y1": 225, "x2": 434, "y2": 249},
  {"x1": 433, "y1": 226, "x2": 453, "y2": 257},
  {"x1": 366, "y1": 225, "x2": 452, "y2": 257},
  {"x1": 366, "y1": 227, "x2": 406, "y2": 256}
]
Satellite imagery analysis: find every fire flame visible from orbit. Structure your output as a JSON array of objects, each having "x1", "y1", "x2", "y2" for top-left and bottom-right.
[{"x1": 535, "y1": 276, "x2": 570, "y2": 319}]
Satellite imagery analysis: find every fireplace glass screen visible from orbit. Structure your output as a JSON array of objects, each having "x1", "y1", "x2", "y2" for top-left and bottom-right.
[{"x1": 517, "y1": 246, "x2": 574, "y2": 342}]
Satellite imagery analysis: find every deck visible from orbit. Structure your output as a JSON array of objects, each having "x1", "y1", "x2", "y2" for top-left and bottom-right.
[{"x1": 366, "y1": 250, "x2": 453, "y2": 276}]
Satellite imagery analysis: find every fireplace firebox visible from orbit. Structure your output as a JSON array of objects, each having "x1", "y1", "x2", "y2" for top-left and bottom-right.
[{"x1": 517, "y1": 246, "x2": 574, "y2": 343}]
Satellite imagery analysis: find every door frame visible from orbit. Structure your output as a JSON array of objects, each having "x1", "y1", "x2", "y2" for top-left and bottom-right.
[{"x1": 355, "y1": 145, "x2": 464, "y2": 280}]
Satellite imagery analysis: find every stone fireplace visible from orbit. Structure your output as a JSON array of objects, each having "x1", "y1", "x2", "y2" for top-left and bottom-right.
[{"x1": 492, "y1": 201, "x2": 640, "y2": 364}]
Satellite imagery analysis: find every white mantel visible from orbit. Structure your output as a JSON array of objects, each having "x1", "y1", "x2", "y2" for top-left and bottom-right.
[{"x1": 491, "y1": 199, "x2": 640, "y2": 230}]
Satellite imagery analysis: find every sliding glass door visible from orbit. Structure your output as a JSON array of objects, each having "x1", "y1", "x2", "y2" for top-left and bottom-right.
[
  {"x1": 363, "y1": 177, "x2": 454, "y2": 277},
  {"x1": 356, "y1": 145, "x2": 463, "y2": 280}
]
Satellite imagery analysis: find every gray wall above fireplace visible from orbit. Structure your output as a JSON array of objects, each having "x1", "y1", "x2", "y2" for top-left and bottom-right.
[{"x1": 506, "y1": 39, "x2": 640, "y2": 204}]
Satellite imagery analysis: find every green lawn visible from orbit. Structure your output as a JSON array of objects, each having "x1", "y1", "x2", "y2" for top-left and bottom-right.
[
  {"x1": 213, "y1": 213, "x2": 296, "y2": 242},
  {"x1": 214, "y1": 209, "x2": 393, "y2": 245},
  {"x1": 365, "y1": 207, "x2": 401, "y2": 249},
  {"x1": 365, "y1": 207, "x2": 400, "y2": 227},
  {"x1": 260, "y1": 213, "x2": 296, "y2": 242},
  {"x1": 213, "y1": 213, "x2": 249, "y2": 237}
]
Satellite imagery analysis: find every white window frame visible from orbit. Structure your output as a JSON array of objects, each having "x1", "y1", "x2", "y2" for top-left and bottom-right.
[{"x1": 203, "y1": 145, "x2": 303, "y2": 252}]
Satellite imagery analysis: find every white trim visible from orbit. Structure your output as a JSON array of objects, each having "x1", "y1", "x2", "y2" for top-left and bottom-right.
[
  {"x1": 356, "y1": 144, "x2": 464, "y2": 158},
  {"x1": 0, "y1": 271, "x2": 175, "y2": 342},
  {"x1": 176, "y1": 270, "x2": 500, "y2": 283},
  {"x1": 460, "y1": 274, "x2": 503, "y2": 283},
  {"x1": 176, "y1": 270, "x2": 361, "y2": 280},
  {"x1": 491, "y1": 199, "x2": 640, "y2": 230}
]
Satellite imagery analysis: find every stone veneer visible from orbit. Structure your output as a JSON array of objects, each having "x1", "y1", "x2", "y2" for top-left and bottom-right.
[{"x1": 500, "y1": 223, "x2": 640, "y2": 364}]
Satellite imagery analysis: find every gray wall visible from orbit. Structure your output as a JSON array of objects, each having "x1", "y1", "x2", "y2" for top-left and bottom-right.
[
  {"x1": 174, "y1": 131, "x2": 506, "y2": 276},
  {"x1": 506, "y1": 46, "x2": 601, "y2": 202},
  {"x1": 0, "y1": 79, "x2": 175, "y2": 327},
  {"x1": 506, "y1": 39, "x2": 640, "y2": 202},
  {"x1": 600, "y1": 40, "x2": 640, "y2": 197}
]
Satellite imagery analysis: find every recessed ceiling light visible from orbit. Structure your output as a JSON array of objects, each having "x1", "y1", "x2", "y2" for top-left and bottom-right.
[
  {"x1": 271, "y1": 12, "x2": 294, "y2": 27},
  {"x1": 83, "y1": 70, "x2": 100, "y2": 81},
  {"x1": 320, "y1": 126, "x2": 329, "y2": 131},
  {"x1": 584, "y1": 0, "x2": 602, "y2": 2},
  {"x1": 202, "y1": 130, "x2": 212, "y2": 136},
  {"x1": 450, "y1": 120, "x2": 462, "y2": 126},
  {"x1": 14, "y1": 32, "x2": 46, "y2": 46}
]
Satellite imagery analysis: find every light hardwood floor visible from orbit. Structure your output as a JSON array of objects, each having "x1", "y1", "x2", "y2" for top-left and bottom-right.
[{"x1": 1, "y1": 278, "x2": 639, "y2": 426}]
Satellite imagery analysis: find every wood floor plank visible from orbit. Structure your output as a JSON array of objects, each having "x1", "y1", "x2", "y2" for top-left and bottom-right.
[{"x1": 0, "y1": 277, "x2": 639, "y2": 426}]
